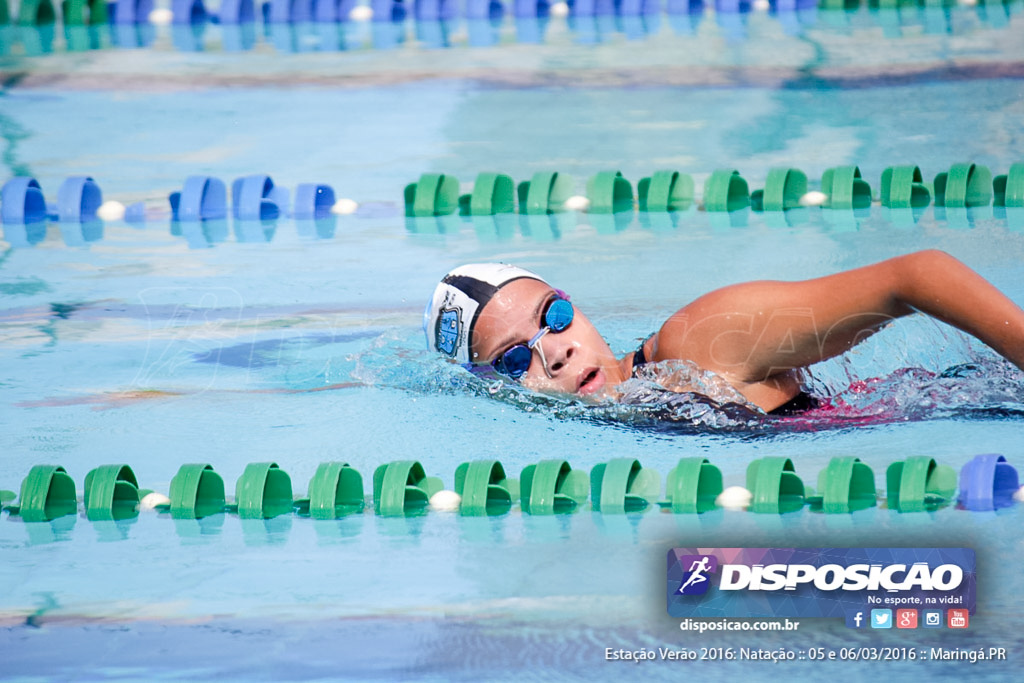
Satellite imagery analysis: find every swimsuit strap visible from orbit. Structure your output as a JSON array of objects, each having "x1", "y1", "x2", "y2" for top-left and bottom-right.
[{"x1": 631, "y1": 333, "x2": 656, "y2": 374}]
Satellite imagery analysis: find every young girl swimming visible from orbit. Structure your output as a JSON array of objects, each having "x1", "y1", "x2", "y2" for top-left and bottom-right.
[{"x1": 424, "y1": 250, "x2": 1024, "y2": 414}]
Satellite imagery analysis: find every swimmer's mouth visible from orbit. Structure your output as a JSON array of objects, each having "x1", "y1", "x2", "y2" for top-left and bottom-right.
[{"x1": 577, "y1": 368, "x2": 603, "y2": 395}]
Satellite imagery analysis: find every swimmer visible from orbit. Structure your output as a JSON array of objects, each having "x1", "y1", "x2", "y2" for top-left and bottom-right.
[{"x1": 424, "y1": 250, "x2": 1024, "y2": 414}]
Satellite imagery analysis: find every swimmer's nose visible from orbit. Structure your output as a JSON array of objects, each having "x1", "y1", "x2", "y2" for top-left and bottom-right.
[{"x1": 539, "y1": 336, "x2": 575, "y2": 376}]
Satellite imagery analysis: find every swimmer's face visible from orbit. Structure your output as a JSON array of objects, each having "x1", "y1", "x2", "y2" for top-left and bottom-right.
[{"x1": 471, "y1": 278, "x2": 627, "y2": 399}]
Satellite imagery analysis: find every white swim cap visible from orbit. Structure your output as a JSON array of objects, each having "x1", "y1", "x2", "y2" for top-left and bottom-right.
[{"x1": 424, "y1": 263, "x2": 548, "y2": 363}]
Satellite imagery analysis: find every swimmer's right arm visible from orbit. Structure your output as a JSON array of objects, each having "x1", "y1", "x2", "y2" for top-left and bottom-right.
[{"x1": 654, "y1": 250, "x2": 1024, "y2": 383}]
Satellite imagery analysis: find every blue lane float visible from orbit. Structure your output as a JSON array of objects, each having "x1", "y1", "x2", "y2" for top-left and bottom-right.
[
  {"x1": 415, "y1": 0, "x2": 458, "y2": 20},
  {"x1": 315, "y1": 0, "x2": 357, "y2": 21},
  {"x1": 293, "y1": 183, "x2": 336, "y2": 219},
  {"x1": 465, "y1": 0, "x2": 504, "y2": 19},
  {"x1": 112, "y1": 0, "x2": 154, "y2": 24},
  {"x1": 219, "y1": 0, "x2": 255, "y2": 22},
  {"x1": 57, "y1": 176, "x2": 102, "y2": 222},
  {"x1": 172, "y1": 0, "x2": 207, "y2": 23},
  {"x1": 370, "y1": 0, "x2": 407, "y2": 21},
  {"x1": 269, "y1": 0, "x2": 314, "y2": 22},
  {"x1": 232, "y1": 174, "x2": 288, "y2": 220},
  {"x1": 514, "y1": 0, "x2": 550, "y2": 18},
  {"x1": 169, "y1": 175, "x2": 228, "y2": 221},
  {"x1": 958, "y1": 454, "x2": 1019, "y2": 512},
  {"x1": 1, "y1": 177, "x2": 48, "y2": 223}
]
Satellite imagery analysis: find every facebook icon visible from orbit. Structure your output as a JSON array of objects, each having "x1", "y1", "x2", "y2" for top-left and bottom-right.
[{"x1": 845, "y1": 610, "x2": 866, "y2": 629}]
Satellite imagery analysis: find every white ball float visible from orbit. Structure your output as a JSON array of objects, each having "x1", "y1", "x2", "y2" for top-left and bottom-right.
[
  {"x1": 349, "y1": 5, "x2": 374, "y2": 21},
  {"x1": 148, "y1": 8, "x2": 174, "y2": 25},
  {"x1": 331, "y1": 197, "x2": 360, "y2": 214},
  {"x1": 716, "y1": 486, "x2": 753, "y2": 510},
  {"x1": 562, "y1": 195, "x2": 591, "y2": 211},
  {"x1": 96, "y1": 200, "x2": 126, "y2": 221},
  {"x1": 549, "y1": 2, "x2": 570, "y2": 17},
  {"x1": 798, "y1": 190, "x2": 828, "y2": 207},
  {"x1": 753, "y1": 0, "x2": 770, "y2": 10},
  {"x1": 331, "y1": 198, "x2": 359, "y2": 215},
  {"x1": 1014, "y1": 486, "x2": 1024, "y2": 503},
  {"x1": 429, "y1": 490, "x2": 462, "y2": 512},
  {"x1": 140, "y1": 492, "x2": 171, "y2": 511}
]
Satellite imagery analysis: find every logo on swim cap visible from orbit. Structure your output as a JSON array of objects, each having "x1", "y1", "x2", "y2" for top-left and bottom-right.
[
  {"x1": 435, "y1": 303, "x2": 463, "y2": 358},
  {"x1": 425, "y1": 263, "x2": 548, "y2": 364}
]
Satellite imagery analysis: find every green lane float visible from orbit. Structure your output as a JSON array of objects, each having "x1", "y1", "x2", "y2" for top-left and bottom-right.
[
  {"x1": 805, "y1": 457, "x2": 876, "y2": 514},
  {"x1": 751, "y1": 168, "x2": 807, "y2": 212},
  {"x1": 62, "y1": 0, "x2": 108, "y2": 24},
  {"x1": 821, "y1": 165, "x2": 872, "y2": 209},
  {"x1": 235, "y1": 462, "x2": 293, "y2": 519},
  {"x1": 586, "y1": 171, "x2": 634, "y2": 214},
  {"x1": 520, "y1": 460, "x2": 589, "y2": 515},
  {"x1": 659, "y1": 457, "x2": 723, "y2": 514},
  {"x1": 454, "y1": 460, "x2": 519, "y2": 516},
  {"x1": 14, "y1": 465, "x2": 77, "y2": 522},
  {"x1": 637, "y1": 170, "x2": 694, "y2": 212},
  {"x1": 518, "y1": 172, "x2": 574, "y2": 214},
  {"x1": 84, "y1": 464, "x2": 140, "y2": 521},
  {"x1": 881, "y1": 165, "x2": 931, "y2": 209},
  {"x1": 703, "y1": 170, "x2": 750, "y2": 212},
  {"x1": 404, "y1": 173, "x2": 460, "y2": 217},
  {"x1": 746, "y1": 457, "x2": 805, "y2": 514},
  {"x1": 2, "y1": 453, "x2": 1020, "y2": 531},
  {"x1": 18, "y1": 0, "x2": 56, "y2": 24},
  {"x1": 589, "y1": 458, "x2": 660, "y2": 513},
  {"x1": 994, "y1": 163, "x2": 1024, "y2": 208},
  {"x1": 934, "y1": 163, "x2": 992, "y2": 208},
  {"x1": 301, "y1": 462, "x2": 364, "y2": 519},
  {"x1": 460, "y1": 173, "x2": 516, "y2": 216},
  {"x1": 885, "y1": 456, "x2": 958, "y2": 512},
  {"x1": 373, "y1": 461, "x2": 442, "y2": 516},
  {"x1": 169, "y1": 463, "x2": 226, "y2": 519}
]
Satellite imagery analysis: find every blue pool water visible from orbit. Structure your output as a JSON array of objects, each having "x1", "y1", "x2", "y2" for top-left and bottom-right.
[{"x1": 2, "y1": 3, "x2": 1024, "y2": 680}]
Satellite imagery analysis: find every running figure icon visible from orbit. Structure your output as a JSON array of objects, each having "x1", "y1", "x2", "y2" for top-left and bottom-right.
[{"x1": 678, "y1": 556, "x2": 712, "y2": 594}]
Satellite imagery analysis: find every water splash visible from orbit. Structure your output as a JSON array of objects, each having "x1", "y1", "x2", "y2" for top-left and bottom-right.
[{"x1": 350, "y1": 328, "x2": 1024, "y2": 435}]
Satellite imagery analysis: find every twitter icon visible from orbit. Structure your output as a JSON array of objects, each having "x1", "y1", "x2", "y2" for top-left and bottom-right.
[{"x1": 871, "y1": 609, "x2": 892, "y2": 629}]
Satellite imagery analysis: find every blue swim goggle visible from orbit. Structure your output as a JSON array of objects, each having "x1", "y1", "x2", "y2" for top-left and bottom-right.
[{"x1": 490, "y1": 296, "x2": 574, "y2": 380}]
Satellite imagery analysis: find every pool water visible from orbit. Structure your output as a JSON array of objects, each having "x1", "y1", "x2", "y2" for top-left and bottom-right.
[{"x1": 2, "y1": 3, "x2": 1024, "y2": 680}]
